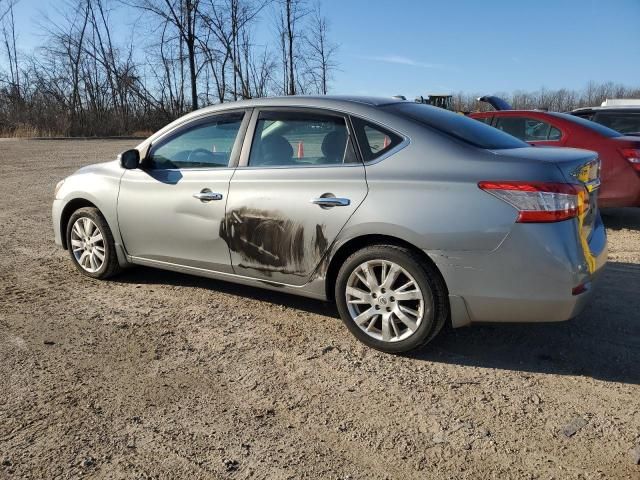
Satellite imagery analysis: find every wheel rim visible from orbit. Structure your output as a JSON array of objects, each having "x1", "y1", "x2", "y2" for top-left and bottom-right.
[
  {"x1": 345, "y1": 260, "x2": 428, "y2": 343},
  {"x1": 70, "y1": 217, "x2": 105, "y2": 273}
]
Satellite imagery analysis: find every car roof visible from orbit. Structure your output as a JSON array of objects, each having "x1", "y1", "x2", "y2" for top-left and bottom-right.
[
  {"x1": 197, "y1": 95, "x2": 406, "y2": 112},
  {"x1": 136, "y1": 95, "x2": 408, "y2": 153},
  {"x1": 572, "y1": 106, "x2": 640, "y2": 113},
  {"x1": 471, "y1": 110, "x2": 551, "y2": 116}
]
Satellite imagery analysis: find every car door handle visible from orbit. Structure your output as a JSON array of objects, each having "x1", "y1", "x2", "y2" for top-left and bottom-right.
[
  {"x1": 193, "y1": 189, "x2": 223, "y2": 202},
  {"x1": 311, "y1": 197, "x2": 351, "y2": 207}
]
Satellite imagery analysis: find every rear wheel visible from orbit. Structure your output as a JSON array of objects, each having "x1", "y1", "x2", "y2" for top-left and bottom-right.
[
  {"x1": 335, "y1": 245, "x2": 448, "y2": 353},
  {"x1": 66, "y1": 207, "x2": 122, "y2": 279}
]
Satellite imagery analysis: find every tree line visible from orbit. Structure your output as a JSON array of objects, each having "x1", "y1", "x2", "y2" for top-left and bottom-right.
[
  {"x1": 0, "y1": 0, "x2": 338, "y2": 136},
  {"x1": 452, "y1": 82, "x2": 640, "y2": 113},
  {"x1": 1, "y1": 0, "x2": 639, "y2": 137}
]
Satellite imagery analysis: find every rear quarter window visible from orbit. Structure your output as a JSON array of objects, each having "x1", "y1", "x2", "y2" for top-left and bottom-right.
[
  {"x1": 387, "y1": 103, "x2": 528, "y2": 149},
  {"x1": 350, "y1": 117, "x2": 403, "y2": 162}
]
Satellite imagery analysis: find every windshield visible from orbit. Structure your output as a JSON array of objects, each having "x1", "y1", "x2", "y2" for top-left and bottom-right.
[
  {"x1": 594, "y1": 112, "x2": 640, "y2": 135},
  {"x1": 386, "y1": 103, "x2": 528, "y2": 149},
  {"x1": 550, "y1": 112, "x2": 623, "y2": 138}
]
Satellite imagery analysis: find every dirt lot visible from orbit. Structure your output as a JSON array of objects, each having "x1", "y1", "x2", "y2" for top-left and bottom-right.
[{"x1": 1, "y1": 139, "x2": 639, "y2": 479}]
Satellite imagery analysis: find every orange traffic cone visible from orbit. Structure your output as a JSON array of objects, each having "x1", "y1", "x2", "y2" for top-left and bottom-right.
[
  {"x1": 297, "y1": 141, "x2": 304, "y2": 159},
  {"x1": 383, "y1": 136, "x2": 390, "y2": 148}
]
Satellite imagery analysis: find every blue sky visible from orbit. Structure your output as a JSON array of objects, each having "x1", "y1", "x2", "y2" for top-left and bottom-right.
[{"x1": 8, "y1": 0, "x2": 640, "y2": 97}]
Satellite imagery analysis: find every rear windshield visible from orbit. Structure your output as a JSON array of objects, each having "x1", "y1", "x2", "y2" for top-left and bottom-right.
[
  {"x1": 593, "y1": 111, "x2": 640, "y2": 135},
  {"x1": 550, "y1": 112, "x2": 622, "y2": 138},
  {"x1": 385, "y1": 103, "x2": 528, "y2": 150}
]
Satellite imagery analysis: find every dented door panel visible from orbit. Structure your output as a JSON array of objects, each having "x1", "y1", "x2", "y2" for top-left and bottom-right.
[{"x1": 223, "y1": 165, "x2": 368, "y2": 285}]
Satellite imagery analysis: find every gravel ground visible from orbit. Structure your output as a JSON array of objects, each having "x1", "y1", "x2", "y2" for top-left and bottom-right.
[{"x1": 1, "y1": 139, "x2": 639, "y2": 479}]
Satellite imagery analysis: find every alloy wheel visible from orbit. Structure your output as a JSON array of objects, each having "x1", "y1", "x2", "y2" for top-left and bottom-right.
[
  {"x1": 345, "y1": 259, "x2": 427, "y2": 342},
  {"x1": 70, "y1": 217, "x2": 106, "y2": 273}
]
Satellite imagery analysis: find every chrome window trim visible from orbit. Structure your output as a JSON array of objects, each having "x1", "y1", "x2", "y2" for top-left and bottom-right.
[
  {"x1": 238, "y1": 106, "x2": 361, "y2": 169},
  {"x1": 235, "y1": 106, "x2": 410, "y2": 170}
]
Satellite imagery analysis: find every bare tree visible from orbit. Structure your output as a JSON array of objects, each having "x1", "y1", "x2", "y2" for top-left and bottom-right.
[
  {"x1": 303, "y1": 2, "x2": 337, "y2": 95},
  {"x1": 0, "y1": 0, "x2": 18, "y2": 95},
  {"x1": 123, "y1": 0, "x2": 201, "y2": 109},
  {"x1": 276, "y1": 0, "x2": 307, "y2": 95}
]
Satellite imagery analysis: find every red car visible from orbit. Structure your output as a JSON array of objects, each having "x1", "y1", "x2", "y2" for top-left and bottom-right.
[{"x1": 469, "y1": 110, "x2": 640, "y2": 207}]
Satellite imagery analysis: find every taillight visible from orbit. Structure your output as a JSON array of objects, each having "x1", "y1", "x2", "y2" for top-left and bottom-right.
[
  {"x1": 619, "y1": 148, "x2": 640, "y2": 172},
  {"x1": 478, "y1": 181, "x2": 587, "y2": 223}
]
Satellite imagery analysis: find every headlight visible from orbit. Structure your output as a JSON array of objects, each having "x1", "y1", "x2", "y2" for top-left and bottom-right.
[{"x1": 54, "y1": 179, "x2": 65, "y2": 199}]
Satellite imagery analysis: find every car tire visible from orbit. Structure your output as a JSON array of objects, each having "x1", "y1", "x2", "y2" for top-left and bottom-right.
[
  {"x1": 335, "y1": 244, "x2": 448, "y2": 353},
  {"x1": 66, "y1": 207, "x2": 122, "y2": 279}
]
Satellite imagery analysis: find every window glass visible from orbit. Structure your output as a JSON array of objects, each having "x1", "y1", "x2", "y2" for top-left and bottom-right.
[
  {"x1": 573, "y1": 111, "x2": 595, "y2": 121},
  {"x1": 594, "y1": 112, "x2": 640, "y2": 134},
  {"x1": 249, "y1": 111, "x2": 358, "y2": 167},
  {"x1": 525, "y1": 119, "x2": 550, "y2": 141},
  {"x1": 493, "y1": 117, "x2": 527, "y2": 140},
  {"x1": 548, "y1": 126, "x2": 562, "y2": 140},
  {"x1": 149, "y1": 113, "x2": 244, "y2": 169},
  {"x1": 493, "y1": 116, "x2": 562, "y2": 142},
  {"x1": 473, "y1": 116, "x2": 493, "y2": 125},
  {"x1": 386, "y1": 103, "x2": 527, "y2": 149},
  {"x1": 351, "y1": 117, "x2": 403, "y2": 162}
]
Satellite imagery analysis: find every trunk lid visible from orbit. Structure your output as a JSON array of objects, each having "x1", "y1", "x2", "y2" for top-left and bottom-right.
[{"x1": 491, "y1": 146, "x2": 601, "y2": 250}]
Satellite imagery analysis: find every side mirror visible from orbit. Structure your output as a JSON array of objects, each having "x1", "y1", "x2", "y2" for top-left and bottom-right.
[{"x1": 118, "y1": 149, "x2": 140, "y2": 169}]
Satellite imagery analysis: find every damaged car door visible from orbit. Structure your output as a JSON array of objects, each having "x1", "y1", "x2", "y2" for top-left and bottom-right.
[{"x1": 222, "y1": 108, "x2": 368, "y2": 285}]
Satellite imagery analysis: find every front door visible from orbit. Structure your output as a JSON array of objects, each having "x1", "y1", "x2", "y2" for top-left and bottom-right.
[
  {"x1": 118, "y1": 111, "x2": 247, "y2": 273},
  {"x1": 223, "y1": 108, "x2": 368, "y2": 286}
]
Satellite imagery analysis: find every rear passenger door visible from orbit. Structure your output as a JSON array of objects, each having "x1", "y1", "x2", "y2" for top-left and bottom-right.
[{"x1": 223, "y1": 108, "x2": 368, "y2": 286}]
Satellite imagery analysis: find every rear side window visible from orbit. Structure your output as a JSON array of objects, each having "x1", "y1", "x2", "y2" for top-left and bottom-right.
[
  {"x1": 593, "y1": 112, "x2": 640, "y2": 134},
  {"x1": 249, "y1": 110, "x2": 359, "y2": 167},
  {"x1": 494, "y1": 117, "x2": 562, "y2": 142},
  {"x1": 386, "y1": 103, "x2": 527, "y2": 149},
  {"x1": 493, "y1": 117, "x2": 526, "y2": 140},
  {"x1": 351, "y1": 117, "x2": 403, "y2": 162}
]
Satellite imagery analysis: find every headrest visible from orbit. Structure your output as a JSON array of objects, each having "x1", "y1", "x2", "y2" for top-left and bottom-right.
[
  {"x1": 260, "y1": 135, "x2": 293, "y2": 164},
  {"x1": 321, "y1": 130, "x2": 347, "y2": 161}
]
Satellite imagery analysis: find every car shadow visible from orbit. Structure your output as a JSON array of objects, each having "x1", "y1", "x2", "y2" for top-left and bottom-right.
[
  {"x1": 411, "y1": 261, "x2": 640, "y2": 385},
  {"x1": 600, "y1": 207, "x2": 640, "y2": 232},
  {"x1": 116, "y1": 266, "x2": 337, "y2": 318},
  {"x1": 116, "y1": 261, "x2": 639, "y2": 385}
]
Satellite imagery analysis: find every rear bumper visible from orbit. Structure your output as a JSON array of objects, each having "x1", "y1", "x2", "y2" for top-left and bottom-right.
[{"x1": 431, "y1": 215, "x2": 607, "y2": 326}]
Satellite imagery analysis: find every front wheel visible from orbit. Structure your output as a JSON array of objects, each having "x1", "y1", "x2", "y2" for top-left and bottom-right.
[
  {"x1": 66, "y1": 207, "x2": 122, "y2": 279},
  {"x1": 335, "y1": 245, "x2": 448, "y2": 353}
]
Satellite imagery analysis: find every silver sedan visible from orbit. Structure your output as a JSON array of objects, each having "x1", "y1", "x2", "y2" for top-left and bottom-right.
[{"x1": 52, "y1": 96, "x2": 607, "y2": 352}]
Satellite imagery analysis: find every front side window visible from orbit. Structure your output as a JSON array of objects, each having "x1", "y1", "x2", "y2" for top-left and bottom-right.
[
  {"x1": 248, "y1": 111, "x2": 358, "y2": 167},
  {"x1": 149, "y1": 112, "x2": 244, "y2": 169}
]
